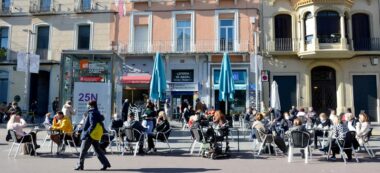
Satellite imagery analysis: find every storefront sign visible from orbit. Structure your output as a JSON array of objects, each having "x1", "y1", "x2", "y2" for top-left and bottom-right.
[
  {"x1": 80, "y1": 76, "x2": 103, "y2": 82},
  {"x1": 88, "y1": 62, "x2": 106, "y2": 74},
  {"x1": 168, "y1": 82, "x2": 198, "y2": 91},
  {"x1": 214, "y1": 69, "x2": 247, "y2": 84},
  {"x1": 172, "y1": 70, "x2": 194, "y2": 82},
  {"x1": 73, "y1": 82, "x2": 112, "y2": 126},
  {"x1": 79, "y1": 60, "x2": 107, "y2": 74}
]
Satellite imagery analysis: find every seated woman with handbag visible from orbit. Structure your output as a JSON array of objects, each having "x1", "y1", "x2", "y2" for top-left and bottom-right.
[{"x1": 7, "y1": 113, "x2": 40, "y2": 150}]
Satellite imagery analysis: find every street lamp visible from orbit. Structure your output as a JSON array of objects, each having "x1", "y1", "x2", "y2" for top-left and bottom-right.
[{"x1": 22, "y1": 29, "x2": 36, "y2": 113}]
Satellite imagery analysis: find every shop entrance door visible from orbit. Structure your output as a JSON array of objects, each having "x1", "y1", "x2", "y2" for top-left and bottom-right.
[
  {"x1": 353, "y1": 75, "x2": 378, "y2": 122},
  {"x1": 172, "y1": 92, "x2": 193, "y2": 119},
  {"x1": 29, "y1": 71, "x2": 50, "y2": 117},
  {"x1": 273, "y1": 76, "x2": 297, "y2": 112},
  {"x1": 311, "y1": 66, "x2": 337, "y2": 114}
]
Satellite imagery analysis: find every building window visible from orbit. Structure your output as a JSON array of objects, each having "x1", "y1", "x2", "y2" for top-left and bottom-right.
[
  {"x1": 176, "y1": 20, "x2": 191, "y2": 52},
  {"x1": 77, "y1": 24, "x2": 91, "y2": 50},
  {"x1": 0, "y1": 27, "x2": 9, "y2": 60},
  {"x1": 219, "y1": 19, "x2": 234, "y2": 51},
  {"x1": 134, "y1": 25, "x2": 148, "y2": 52},
  {"x1": 304, "y1": 12, "x2": 313, "y2": 44},
  {"x1": 40, "y1": 0, "x2": 51, "y2": 12},
  {"x1": 1, "y1": 0, "x2": 11, "y2": 12},
  {"x1": 36, "y1": 26, "x2": 49, "y2": 60},
  {"x1": 0, "y1": 27, "x2": 9, "y2": 49},
  {"x1": 81, "y1": 0, "x2": 91, "y2": 11},
  {"x1": 274, "y1": 14, "x2": 292, "y2": 51},
  {"x1": 352, "y1": 13, "x2": 371, "y2": 50},
  {"x1": 317, "y1": 11, "x2": 340, "y2": 43},
  {"x1": 0, "y1": 70, "x2": 8, "y2": 103}
]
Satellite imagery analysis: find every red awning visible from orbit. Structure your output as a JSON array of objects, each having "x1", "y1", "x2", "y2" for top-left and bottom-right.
[{"x1": 121, "y1": 75, "x2": 151, "y2": 84}]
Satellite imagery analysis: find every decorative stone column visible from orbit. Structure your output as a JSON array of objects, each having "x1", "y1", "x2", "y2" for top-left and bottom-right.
[
  {"x1": 300, "y1": 19, "x2": 305, "y2": 51},
  {"x1": 312, "y1": 14, "x2": 319, "y2": 50},
  {"x1": 340, "y1": 15, "x2": 347, "y2": 49}
]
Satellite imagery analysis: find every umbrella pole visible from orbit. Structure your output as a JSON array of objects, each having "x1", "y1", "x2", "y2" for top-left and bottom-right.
[{"x1": 225, "y1": 97, "x2": 228, "y2": 124}]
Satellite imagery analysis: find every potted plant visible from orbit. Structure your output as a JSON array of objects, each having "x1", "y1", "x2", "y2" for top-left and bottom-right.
[{"x1": 0, "y1": 48, "x2": 7, "y2": 60}]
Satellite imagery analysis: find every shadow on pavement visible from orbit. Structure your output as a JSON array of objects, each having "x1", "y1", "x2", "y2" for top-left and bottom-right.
[{"x1": 85, "y1": 168, "x2": 221, "y2": 172}]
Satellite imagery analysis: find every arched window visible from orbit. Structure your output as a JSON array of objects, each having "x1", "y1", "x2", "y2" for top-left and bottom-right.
[
  {"x1": 0, "y1": 70, "x2": 9, "y2": 103},
  {"x1": 317, "y1": 11, "x2": 340, "y2": 43},
  {"x1": 304, "y1": 12, "x2": 313, "y2": 44},
  {"x1": 274, "y1": 14, "x2": 292, "y2": 51},
  {"x1": 352, "y1": 13, "x2": 371, "y2": 50}
]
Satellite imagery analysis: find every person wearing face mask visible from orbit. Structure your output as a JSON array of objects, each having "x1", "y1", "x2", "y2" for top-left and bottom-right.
[
  {"x1": 75, "y1": 100, "x2": 111, "y2": 171},
  {"x1": 314, "y1": 113, "x2": 332, "y2": 149}
]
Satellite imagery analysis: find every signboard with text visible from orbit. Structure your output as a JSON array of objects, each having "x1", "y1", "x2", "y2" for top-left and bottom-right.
[
  {"x1": 172, "y1": 70, "x2": 194, "y2": 82},
  {"x1": 73, "y1": 82, "x2": 112, "y2": 126}
]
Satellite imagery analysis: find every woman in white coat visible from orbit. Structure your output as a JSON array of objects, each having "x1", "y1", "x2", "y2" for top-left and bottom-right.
[{"x1": 356, "y1": 113, "x2": 371, "y2": 145}]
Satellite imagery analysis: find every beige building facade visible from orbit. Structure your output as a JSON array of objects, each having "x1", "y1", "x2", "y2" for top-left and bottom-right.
[
  {"x1": 0, "y1": 0, "x2": 116, "y2": 114},
  {"x1": 114, "y1": 0, "x2": 259, "y2": 115},
  {"x1": 262, "y1": 0, "x2": 380, "y2": 123}
]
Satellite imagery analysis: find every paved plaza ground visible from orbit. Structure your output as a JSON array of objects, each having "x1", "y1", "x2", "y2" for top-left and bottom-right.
[{"x1": 0, "y1": 121, "x2": 379, "y2": 173}]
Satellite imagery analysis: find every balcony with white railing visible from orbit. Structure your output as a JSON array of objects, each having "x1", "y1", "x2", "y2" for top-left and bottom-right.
[
  {"x1": 29, "y1": 0, "x2": 57, "y2": 14},
  {"x1": 117, "y1": 40, "x2": 252, "y2": 54}
]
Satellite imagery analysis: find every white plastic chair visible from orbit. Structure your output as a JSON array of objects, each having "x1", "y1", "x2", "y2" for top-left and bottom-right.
[
  {"x1": 8, "y1": 130, "x2": 36, "y2": 158},
  {"x1": 189, "y1": 128, "x2": 205, "y2": 155},
  {"x1": 288, "y1": 131, "x2": 312, "y2": 164},
  {"x1": 121, "y1": 128, "x2": 144, "y2": 157}
]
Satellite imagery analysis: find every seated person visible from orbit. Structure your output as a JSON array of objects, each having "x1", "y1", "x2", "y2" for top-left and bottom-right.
[
  {"x1": 188, "y1": 111, "x2": 201, "y2": 128},
  {"x1": 356, "y1": 113, "x2": 371, "y2": 146},
  {"x1": 7, "y1": 113, "x2": 40, "y2": 150},
  {"x1": 147, "y1": 111, "x2": 171, "y2": 153},
  {"x1": 205, "y1": 111, "x2": 230, "y2": 153},
  {"x1": 252, "y1": 113, "x2": 288, "y2": 155},
  {"x1": 43, "y1": 113, "x2": 52, "y2": 129},
  {"x1": 285, "y1": 118, "x2": 310, "y2": 158},
  {"x1": 123, "y1": 112, "x2": 146, "y2": 154},
  {"x1": 50, "y1": 111, "x2": 73, "y2": 152},
  {"x1": 346, "y1": 113, "x2": 358, "y2": 131},
  {"x1": 314, "y1": 113, "x2": 332, "y2": 149},
  {"x1": 328, "y1": 115, "x2": 353, "y2": 161}
]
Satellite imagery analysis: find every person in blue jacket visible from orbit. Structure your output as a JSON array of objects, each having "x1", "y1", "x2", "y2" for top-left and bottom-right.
[{"x1": 75, "y1": 100, "x2": 111, "y2": 171}]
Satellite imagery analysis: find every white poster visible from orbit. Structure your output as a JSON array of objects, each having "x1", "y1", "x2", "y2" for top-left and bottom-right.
[
  {"x1": 16, "y1": 52, "x2": 27, "y2": 72},
  {"x1": 305, "y1": 18, "x2": 314, "y2": 36},
  {"x1": 73, "y1": 82, "x2": 112, "y2": 127},
  {"x1": 115, "y1": 84, "x2": 123, "y2": 118},
  {"x1": 29, "y1": 54, "x2": 40, "y2": 73}
]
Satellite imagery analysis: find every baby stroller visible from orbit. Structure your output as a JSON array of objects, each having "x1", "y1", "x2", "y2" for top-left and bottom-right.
[{"x1": 203, "y1": 124, "x2": 230, "y2": 159}]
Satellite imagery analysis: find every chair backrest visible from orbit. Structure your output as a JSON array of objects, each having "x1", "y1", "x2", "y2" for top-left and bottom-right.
[
  {"x1": 9, "y1": 130, "x2": 18, "y2": 142},
  {"x1": 124, "y1": 128, "x2": 140, "y2": 142},
  {"x1": 190, "y1": 128, "x2": 203, "y2": 142},
  {"x1": 256, "y1": 129, "x2": 273, "y2": 143},
  {"x1": 366, "y1": 128, "x2": 373, "y2": 140},
  {"x1": 290, "y1": 131, "x2": 310, "y2": 148}
]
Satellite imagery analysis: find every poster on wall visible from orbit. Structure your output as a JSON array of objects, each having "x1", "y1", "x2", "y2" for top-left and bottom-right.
[
  {"x1": 115, "y1": 84, "x2": 123, "y2": 118},
  {"x1": 73, "y1": 82, "x2": 112, "y2": 126}
]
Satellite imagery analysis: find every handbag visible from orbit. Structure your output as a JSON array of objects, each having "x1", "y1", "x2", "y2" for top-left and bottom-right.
[{"x1": 90, "y1": 123, "x2": 103, "y2": 141}]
